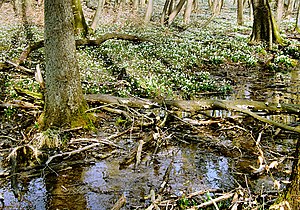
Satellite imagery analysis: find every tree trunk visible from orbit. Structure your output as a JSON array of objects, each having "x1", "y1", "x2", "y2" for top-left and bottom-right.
[
  {"x1": 144, "y1": 0, "x2": 154, "y2": 23},
  {"x1": 91, "y1": 0, "x2": 105, "y2": 31},
  {"x1": 168, "y1": 0, "x2": 187, "y2": 25},
  {"x1": 250, "y1": 0, "x2": 284, "y2": 48},
  {"x1": 72, "y1": 0, "x2": 89, "y2": 37},
  {"x1": 184, "y1": 0, "x2": 193, "y2": 24},
  {"x1": 161, "y1": 0, "x2": 171, "y2": 24},
  {"x1": 211, "y1": 0, "x2": 222, "y2": 16},
  {"x1": 237, "y1": 0, "x2": 243, "y2": 25},
  {"x1": 286, "y1": 0, "x2": 295, "y2": 19},
  {"x1": 276, "y1": 0, "x2": 284, "y2": 27},
  {"x1": 295, "y1": 1, "x2": 300, "y2": 32},
  {"x1": 282, "y1": 138, "x2": 300, "y2": 209},
  {"x1": 43, "y1": 0, "x2": 88, "y2": 130},
  {"x1": 21, "y1": 0, "x2": 33, "y2": 43}
]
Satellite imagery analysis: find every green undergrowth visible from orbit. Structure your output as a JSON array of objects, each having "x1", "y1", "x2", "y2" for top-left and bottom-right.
[{"x1": 1, "y1": 13, "x2": 299, "y2": 101}]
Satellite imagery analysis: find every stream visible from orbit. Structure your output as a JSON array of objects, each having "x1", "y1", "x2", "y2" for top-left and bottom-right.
[{"x1": 0, "y1": 68, "x2": 299, "y2": 209}]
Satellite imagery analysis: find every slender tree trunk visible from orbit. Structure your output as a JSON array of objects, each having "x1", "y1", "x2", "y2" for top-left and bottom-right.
[
  {"x1": 21, "y1": 0, "x2": 33, "y2": 43},
  {"x1": 276, "y1": 0, "x2": 284, "y2": 27},
  {"x1": 44, "y1": 0, "x2": 88, "y2": 130},
  {"x1": 133, "y1": 0, "x2": 139, "y2": 10},
  {"x1": 211, "y1": 0, "x2": 222, "y2": 16},
  {"x1": 250, "y1": 0, "x2": 283, "y2": 48},
  {"x1": 72, "y1": 0, "x2": 89, "y2": 37},
  {"x1": 286, "y1": 0, "x2": 296, "y2": 19},
  {"x1": 91, "y1": 0, "x2": 105, "y2": 31},
  {"x1": 184, "y1": 0, "x2": 193, "y2": 24},
  {"x1": 282, "y1": 138, "x2": 300, "y2": 209},
  {"x1": 168, "y1": 0, "x2": 186, "y2": 25},
  {"x1": 295, "y1": 1, "x2": 300, "y2": 32},
  {"x1": 144, "y1": 0, "x2": 153, "y2": 23},
  {"x1": 161, "y1": 0, "x2": 171, "y2": 24},
  {"x1": 237, "y1": 0, "x2": 243, "y2": 25}
]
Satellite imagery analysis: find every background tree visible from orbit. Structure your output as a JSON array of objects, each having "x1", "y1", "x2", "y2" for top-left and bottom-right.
[
  {"x1": 237, "y1": 0, "x2": 243, "y2": 25},
  {"x1": 276, "y1": 0, "x2": 284, "y2": 28},
  {"x1": 250, "y1": 0, "x2": 283, "y2": 48},
  {"x1": 43, "y1": 0, "x2": 88, "y2": 129},
  {"x1": 295, "y1": 1, "x2": 300, "y2": 32},
  {"x1": 72, "y1": 0, "x2": 89, "y2": 37},
  {"x1": 144, "y1": 0, "x2": 154, "y2": 23},
  {"x1": 91, "y1": 0, "x2": 105, "y2": 30}
]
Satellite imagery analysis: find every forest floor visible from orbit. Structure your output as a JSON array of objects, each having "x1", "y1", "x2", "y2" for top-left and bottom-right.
[{"x1": 0, "y1": 1, "x2": 300, "y2": 209}]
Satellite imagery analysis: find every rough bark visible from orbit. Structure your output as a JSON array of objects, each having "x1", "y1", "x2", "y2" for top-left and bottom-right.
[
  {"x1": 44, "y1": 0, "x2": 88, "y2": 129},
  {"x1": 72, "y1": 0, "x2": 89, "y2": 37},
  {"x1": 283, "y1": 137, "x2": 300, "y2": 209},
  {"x1": 250, "y1": 0, "x2": 284, "y2": 47}
]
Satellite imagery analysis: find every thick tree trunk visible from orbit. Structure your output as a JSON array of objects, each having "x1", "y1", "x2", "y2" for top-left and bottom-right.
[
  {"x1": 44, "y1": 0, "x2": 88, "y2": 129},
  {"x1": 72, "y1": 0, "x2": 89, "y2": 37},
  {"x1": 250, "y1": 0, "x2": 284, "y2": 47},
  {"x1": 237, "y1": 0, "x2": 243, "y2": 25}
]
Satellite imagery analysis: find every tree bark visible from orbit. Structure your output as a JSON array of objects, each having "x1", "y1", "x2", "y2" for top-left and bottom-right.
[
  {"x1": 286, "y1": 0, "x2": 296, "y2": 19},
  {"x1": 250, "y1": 0, "x2": 284, "y2": 47},
  {"x1": 276, "y1": 0, "x2": 284, "y2": 27},
  {"x1": 161, "y1": 0, "x2": 171, "y2": 24},
  {"x1": 44, "y1": 0, "x2": 88, "y2": 129},
  {"x1": 144, "y1": 0, "x2": 154, "y2": 23},
  {"x1": 168, "y1": 0, "x2": 187, "y2": 25},
  {"x1": 91, "y1": 0, "x2": 105, "y2": 31},
  {"x1": 71, "y1": 0, "x2": 89, "y2": 37},
  {"x1": 283, "y1": 137, "x2": 300, "y2": 209},
  {"x1": 184, "y1": 0, "x2": 193, "y2": 24},
  {"x1": 237, "y1": 0, "x2": 243, "y2": 25},
  {"x1": 295, "y1": 1, "x2": 300, "y2": 32}
]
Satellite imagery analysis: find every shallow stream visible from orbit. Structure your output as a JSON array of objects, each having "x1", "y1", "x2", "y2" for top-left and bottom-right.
[{"x1": 0, "y1": 68, "x2": 299, "y2": 209}]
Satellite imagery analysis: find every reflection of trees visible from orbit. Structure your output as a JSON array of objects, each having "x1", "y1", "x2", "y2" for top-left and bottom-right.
[
  {"x1": 45, "y1": 167, "x2": 87, "y2": 209},
  {"x1": 290, "y1": 69, "x2": 300, "y2": 105}
]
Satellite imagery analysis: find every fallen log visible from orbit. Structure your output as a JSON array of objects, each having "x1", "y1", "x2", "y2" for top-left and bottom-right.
[
  {"x1": 9, "y1": 33, "x2": 150, "y2": 66},
  {"x1": 84, "y1": 94, "x2": 300, "y2": 134}
]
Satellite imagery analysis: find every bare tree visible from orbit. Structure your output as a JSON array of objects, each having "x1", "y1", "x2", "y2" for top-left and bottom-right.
[{"x1": 43, "y1": 0, "x2": 88, "y2": 130}]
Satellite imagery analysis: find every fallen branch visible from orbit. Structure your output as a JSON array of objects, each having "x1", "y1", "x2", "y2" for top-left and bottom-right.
[
  {"x1": 187, "y1": 192, "x2": 234, "y2": 210},
  {"x1": 85, "y1": 94, "x2": 300, "y2": 134},
  {"x1": 111, "y1": 194, "x2": 126, "y2": 210},
  {"x1": 46, "y1": 137, "x2": 123, "y2": 166}
]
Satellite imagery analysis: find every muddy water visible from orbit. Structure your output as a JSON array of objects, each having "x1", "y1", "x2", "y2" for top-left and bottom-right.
[{"x1": 0, "y1": 69, "x2": 299, "y2": 209}]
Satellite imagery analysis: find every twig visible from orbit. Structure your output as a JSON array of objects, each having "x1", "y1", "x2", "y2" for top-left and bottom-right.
[
  {"x1": 5, "y1": 60, "x2": 34, "y2": 74},
  {"x1": 187, "y1": 192, "x2": 234, "y2": 209},
  {"x1": 135, "y1": 140, "x2": 144, "y2": 168},
  {"x1": 111, "y1": 194, "x2": 126, "y2": 210}
]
